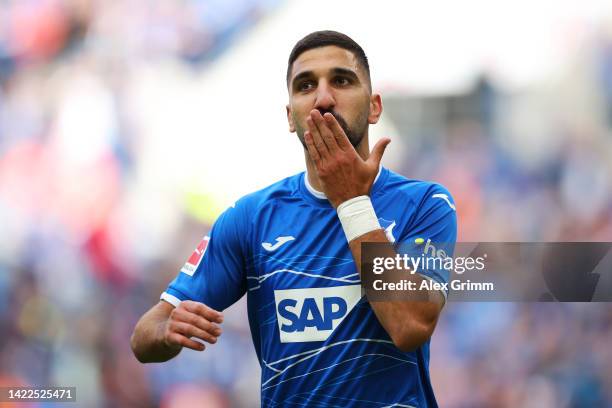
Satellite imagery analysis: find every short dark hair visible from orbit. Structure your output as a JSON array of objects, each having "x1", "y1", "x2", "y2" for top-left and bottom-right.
[{"x1": 286, "y1": 30, "x2": 370, "y2": 88}]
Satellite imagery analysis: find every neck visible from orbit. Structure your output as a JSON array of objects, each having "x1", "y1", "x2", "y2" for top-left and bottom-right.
[{"x1": 305, "y1": 134, "x2": 370, "y2": 192}]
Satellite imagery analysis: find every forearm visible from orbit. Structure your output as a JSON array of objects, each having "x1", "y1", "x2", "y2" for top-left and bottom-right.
[
  {"x1": 131, "y1": 302, "x2": 182, "y2": 363},
  {"x1": 301, "y1": 109, "x2": 443, "y2": 351},
  {"x1": 348, "y1": 229, "x2": 442, "y2": 352}
]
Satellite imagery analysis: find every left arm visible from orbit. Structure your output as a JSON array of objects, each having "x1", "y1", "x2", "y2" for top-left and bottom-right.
[
  {"x1": 304, "y1": 110, "x2": 445, "y2": 352},
  {"x1": 349, "y1": 229, "x2": 445, "y2": 352}
]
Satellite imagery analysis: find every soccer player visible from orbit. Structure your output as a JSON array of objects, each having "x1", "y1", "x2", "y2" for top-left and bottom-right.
[{"x1": 131, "y1": 30, "x2": 457, "y2": 407}]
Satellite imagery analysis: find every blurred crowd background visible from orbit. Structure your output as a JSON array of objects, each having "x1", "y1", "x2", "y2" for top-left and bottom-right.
[{"x1": 1, "y1": 0, "x2": 612, "y2": 407}]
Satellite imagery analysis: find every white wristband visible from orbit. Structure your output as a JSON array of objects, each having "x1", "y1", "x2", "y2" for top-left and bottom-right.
[{"x1": 337, "y1": 195, "x2": 381, "y2": 242}]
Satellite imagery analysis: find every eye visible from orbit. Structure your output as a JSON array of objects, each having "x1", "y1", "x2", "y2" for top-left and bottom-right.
[
  {"x1": 334, "y1": 76, "x2": 351, "y2": 86},
  {"x1": 297, "y1": 80, "x2": 315, "y2": 92}
]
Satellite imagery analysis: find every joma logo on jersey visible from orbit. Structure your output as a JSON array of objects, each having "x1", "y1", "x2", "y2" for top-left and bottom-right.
[{"x1": 274, "y1": 285, "x2": 361, "y2": 343}]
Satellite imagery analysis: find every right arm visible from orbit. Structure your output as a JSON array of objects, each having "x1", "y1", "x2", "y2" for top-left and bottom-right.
[
  {"x1": 130, "y1": 300, "x2": 223, "y2": 363},
  {"x1": 132, "y1": 201, "x2": 248, "y2": 363}
]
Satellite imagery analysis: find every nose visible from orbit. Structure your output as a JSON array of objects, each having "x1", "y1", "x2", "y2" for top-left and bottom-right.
[{"x1": 313, "y1": 80, "x2": 335, "y2": 111}]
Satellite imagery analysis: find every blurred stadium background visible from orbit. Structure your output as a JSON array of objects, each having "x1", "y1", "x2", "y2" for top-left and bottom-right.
[{"x1": 1, "y1": 0, "x2": 612, "y2": 406}]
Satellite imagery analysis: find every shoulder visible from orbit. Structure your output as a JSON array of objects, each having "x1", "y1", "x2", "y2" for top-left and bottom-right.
[
  {"x1": 378, "y1": 168, "x2": 455, "y2": 211},
  {"x1": 379, "y1": 169, "x2": 457, "y2": 242}
]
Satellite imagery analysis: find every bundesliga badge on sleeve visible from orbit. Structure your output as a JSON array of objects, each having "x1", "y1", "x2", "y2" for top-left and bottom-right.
[{"x1": 181, "y1": 236, "x2": 209, "y2": 276}]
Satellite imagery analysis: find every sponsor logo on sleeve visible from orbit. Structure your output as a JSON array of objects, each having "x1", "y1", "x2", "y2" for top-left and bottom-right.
[{"x1": 415, "y1": 237, "x2": 448, "y2": 259}]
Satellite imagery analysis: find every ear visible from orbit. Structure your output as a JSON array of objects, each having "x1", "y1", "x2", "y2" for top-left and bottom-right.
[
  {"x1": 368, "y1": 94, "x2": 383, "y2": 124},
  {"x1": 286, "y1": 104, "x2": 296, "y2": 133}
]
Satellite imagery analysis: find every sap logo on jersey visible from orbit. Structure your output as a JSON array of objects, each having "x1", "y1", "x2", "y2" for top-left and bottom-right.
[{"x1": 274, "y1": 285, "x2": 361, "y2": 343}]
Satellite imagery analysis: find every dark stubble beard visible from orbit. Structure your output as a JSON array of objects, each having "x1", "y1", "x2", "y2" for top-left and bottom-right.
[{"x1": 296, "y1": 108, "x2": 368, "y2": 150}]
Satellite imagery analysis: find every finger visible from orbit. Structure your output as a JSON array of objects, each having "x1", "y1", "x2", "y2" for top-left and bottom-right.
[
  {"x1": 166, "y1": 332, "x2": 206, "y2": 351},
  {"x1": 306, "y1": 115, "x2": 329, "y2": 158},
  {"x1": 312, "y1": 111, "x2": 338, "y2": 153},
  {"x1": 367, "y1": 137, "x2": 391, "y2": 167},
  {"x1": 173, "y1": 309, "x2": 223, "y2": 336},
  {"x1": 181, "y1": 301, "x2": 223, "y2": 324},
  {"x1": 323, "y1": 113, "x2": 353, "y2": 152},
  {"x1": 304, "y1": 131, "x2": 321, "y2": 163},
  {"x1": 173, "y1": 321, "x2": 219, "y2": 344}
]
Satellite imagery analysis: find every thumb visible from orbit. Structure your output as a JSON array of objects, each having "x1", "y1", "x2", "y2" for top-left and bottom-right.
[{"x1": 368, "y1": 137, "x2": 391, "y2": 167}]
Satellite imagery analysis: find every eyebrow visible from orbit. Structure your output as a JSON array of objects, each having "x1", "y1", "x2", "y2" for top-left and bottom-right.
[
  {"x1": 331, "y1": 67, "x2": 359, "y2": 82},
  {"x1": 290, "y1": 67, "x2": 360, "y2": 90}
]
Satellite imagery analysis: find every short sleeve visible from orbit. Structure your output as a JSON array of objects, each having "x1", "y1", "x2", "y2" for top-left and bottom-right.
[
  {"x1": 161, "y1": 203, "x2": 249, "y2": 311},
  {"x1": 398, "y1": 184, "x2": 457, "y2": 298}
]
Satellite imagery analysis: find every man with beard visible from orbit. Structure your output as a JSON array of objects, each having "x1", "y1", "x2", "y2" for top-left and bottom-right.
[{"x1": 131, "y1": 30, "x2": 457, "y2": 407}]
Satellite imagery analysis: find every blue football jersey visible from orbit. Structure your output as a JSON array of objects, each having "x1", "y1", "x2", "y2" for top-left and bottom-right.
[{"x1": 162, "y1": 167, "x2": 457, "y2": 407}]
